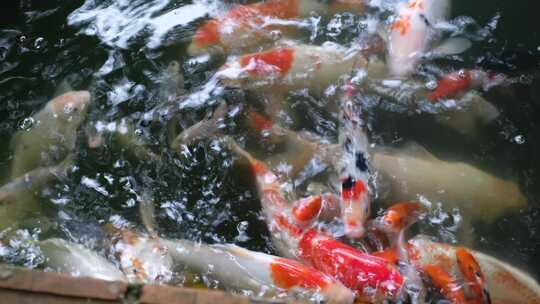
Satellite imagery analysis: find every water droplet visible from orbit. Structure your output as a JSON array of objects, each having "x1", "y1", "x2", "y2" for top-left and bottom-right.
[
  {"x1": 426, "y1": 80, "x2": 437, "y2": 90},
  {"x1": 0, "y1": 47, "x2": 7, "y2": 60},
  {"x1": 514, "y1": 135, "x2": 525, "y2": 144},
  {"x1": 34, "y1": 37, "x2": 46, "y2": 49},
  {"x1": 19, "y1": 117, "x2": 35, "y2": 131}
]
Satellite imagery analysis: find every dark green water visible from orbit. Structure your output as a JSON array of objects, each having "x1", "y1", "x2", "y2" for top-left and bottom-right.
[{"x1": 0, "y1": 0, "x2": 539, "y2": 291}]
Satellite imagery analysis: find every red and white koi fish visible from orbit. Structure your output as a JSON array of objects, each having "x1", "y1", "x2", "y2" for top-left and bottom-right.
[
  {"x1": 428, "y1": 69, "x2": 509, "y2": 102},
  {"x1": 217, "y1": 43, "x2": 367, "y2": 95},
  {"x1": 405, "y1": 237, "x2": 540, "y2": 304},
  {"x1": 188, "y1": 0, "x2": 366, "y2": 56},
  {"x1": 161, "y1": 239, "x2": 355, "y2": 303},
  {"x1": 337, "y1": 84, "x2": 371, "y2": 239},
  {"x1": 229, "y1": 140, "x2": 404, "y2": 302},
  {"x1": 111, "y1": 227, "x2": 354, "y2": 303},
  {"x1": 387, "y1": 0, "x2": 450, "y2": 77}
]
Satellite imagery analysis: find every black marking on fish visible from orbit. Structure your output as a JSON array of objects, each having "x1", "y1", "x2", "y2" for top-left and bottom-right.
[
  {"x1": 355, "y1": 152, "x2": 368, "y2": 172},
  {"x1": 344, "y1": 138, "x2": 353, "y2": 153},
  {"x1": 483, "y1": 288, "x2": 492, "y2": 304},
  {"x1": 419, "y1": 13, "x2": 431, "y2": 27},
  {"x1": 342, "y1": 176, "x2": 355, "y2": 190}
]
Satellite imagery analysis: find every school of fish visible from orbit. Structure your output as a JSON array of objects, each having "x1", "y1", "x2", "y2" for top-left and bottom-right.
[{"x1": 0, "y1": 0, "x2": 539, "y2": 303}]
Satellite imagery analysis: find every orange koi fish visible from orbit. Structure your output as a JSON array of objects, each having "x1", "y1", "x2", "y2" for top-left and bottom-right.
[
  {"x1": 456, "y1": 247, "x2": 492, "y2": 304},
  {"x1": 428, "y1": 69, "x2": 508, "y2": 102},
  {"x1": 424, "y1": 264, "x2": 468, "y2": 304},
  {"x1": 188, "y1": 0, "x2": 366, "y2": 56}
]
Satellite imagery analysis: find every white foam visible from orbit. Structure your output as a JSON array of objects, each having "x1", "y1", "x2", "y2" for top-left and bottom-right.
[{"x1": 68, "y1": 0, "x2": 217, "y2": 49}]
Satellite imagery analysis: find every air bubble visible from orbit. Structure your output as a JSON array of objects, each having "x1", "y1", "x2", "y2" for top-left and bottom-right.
[
  {"x1": 19, "y1": 117, "x2": 35, "y2": 131},
  {"x1": 514, "y1": 135, "x2": 525, "y2": 144},
  {"x1": 34, "y1": 37, "x2": 46, "y2": 49}
]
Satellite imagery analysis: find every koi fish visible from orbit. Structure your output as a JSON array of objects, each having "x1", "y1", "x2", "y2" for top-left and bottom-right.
[
  {"x1": 455, "y1": 247, "x2": 491, "y2": 304},
  {"x1": 337, "y1": 84, "x2": 371, "y2": 238},
  {"x1": 428, "y1": 69, "x2": 508, "y2": 102},
  {"x1": 10, "y1": 91, "x2": 91, "y2": 179},
  {"x1": 170, "y1": 102, "x2": 228, "y2": 150},
  {"x1": 161, "y1": 239, "x2": 355, "y2": 303},
  {"x1": 188, "y1": 0, "x2": 366, "y2": 56},
  {"x1": 228, "y1": 139, "x2": 404, "y2": 302},
  {"x1": 0, "y1": 156, "x2": 74, "y2": 231},
  {"x1": 217, "y1": 43, "x2": 367, "y2": 96},
  {"x1": 370, "y1": 142, "x2": 527, "y2": 225},
  {"x1": 423, "y1": 264, "x2": 468, "y2": 304},
  {"x1": 386, "y1": 0, "x2": 451, "y2": 77},
  {"x1": 291, "y1": 193, "x2": 341, "y2": 226},
  {"x1": 371, "y1": 201, "x2": 426, "y2": 303},
  {"x1": 39, "y1": 238, "x2": 127, "y2": 282},
  {"x1": 405, "y1": 237, "x2": 540, "y2": 304}
]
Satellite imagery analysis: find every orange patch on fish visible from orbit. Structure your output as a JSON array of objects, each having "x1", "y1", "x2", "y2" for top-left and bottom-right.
[
  {"x1": 193, "y1": 20, "x2": 221, "y2": 48},
  {"x1": 270, "y1": 257, "x2": 329, "y2": 289},
  {"x1": 428, "y1": 70, "x2": 472, "y2": 102},
  {"x1": 424, "y1": 265, "x2": 467, "y2": 304},
  {"x1": 258, "y1": 0, "x2": 299, "y2": 19},
  {"x1": 275, "y1": 214, "x2": 303, "y2": 237},
  {"x1": 293, "y1": 196, "x2": 322, "y2": 223},
  {"x1": 240, "y1": 48, "x2": 295, "y2": 76},
  {"x1": 341, "y1": 179, "x2": 367, "y2": 201},
  {"x1": 456, "y1": 247, "x2": 490, "y2": 303},
  {"x1": 407, "y1": 0, "x2": 424, "y2": 10},
  {"x1": 373, "y1": 248, "x2": 399, "y2": 265},
  {"x1": 247, "y1": 111, "x2": 273, "y2": 132},
  {"x1": 382, "y1": 201, "x2": 423, "y2": 232},
  {"x1": 391, "y1": 14, "x2": 412, "y2": 36}
]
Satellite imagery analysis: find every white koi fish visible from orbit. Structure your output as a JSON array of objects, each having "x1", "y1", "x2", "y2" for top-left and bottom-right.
[
  {"x1": 386, "y1": 0, "x2": 451, "y2": 77},
  {"x1": 10, "y1": 91, "x2": 91, "y2": 179}
]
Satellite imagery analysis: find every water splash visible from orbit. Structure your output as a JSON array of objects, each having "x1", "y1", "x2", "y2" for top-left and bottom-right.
[{"x1": 67, "y1": 0, "x2": 217, "y2": 49}]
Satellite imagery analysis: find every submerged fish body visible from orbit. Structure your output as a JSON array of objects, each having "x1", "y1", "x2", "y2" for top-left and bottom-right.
[
  {"x1": 0, "y1": 156, "x2": 74, "y2": 231},
  {"x1": 217, "y1": 43, "x2": 366, "y2": 95},
  {"x1": 39, "y1": 238, "x2": 127, "y2": 282},
  {"x1": 387, "y1": 0, "x2": 450, "y2": 77},
  {"x1": 10, "y1": 91, "x2": 92, "y2": 179},
  {"x1": 188, "y1": 0, "x2": 366, "y2": 56},
  {"x1": 370, "y1": 144, "x2": 527, "y2": 224}
]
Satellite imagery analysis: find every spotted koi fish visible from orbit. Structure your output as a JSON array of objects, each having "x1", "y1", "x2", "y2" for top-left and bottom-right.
[
  {"x1": 228, "y1": 139, "x2": 404, "y2": 302},
  {"x1": 337, "y1": 83, "x2": 371, "y2": 239},
  {"x1": 428, "y1": 69, "x2": 508, "y2": 102},
  {"x1": 217, "y1": 43, "x2": 368, "y2": 95},
  {"x1": 387, "y1": 0, "x2": 450, "y2": 76},
  {"x1": 188, "y1": 0, "x2": 366, "y2": 56}
]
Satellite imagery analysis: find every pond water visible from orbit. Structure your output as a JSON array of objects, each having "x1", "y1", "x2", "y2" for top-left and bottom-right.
[{"x1": 0, "y1": 0, "x2": 539, "y2": 301}]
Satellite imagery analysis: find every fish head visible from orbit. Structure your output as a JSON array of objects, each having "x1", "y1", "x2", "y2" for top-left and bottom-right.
[{"x1": 51, "y1": 91, "x2": 92, "y2": 123}]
